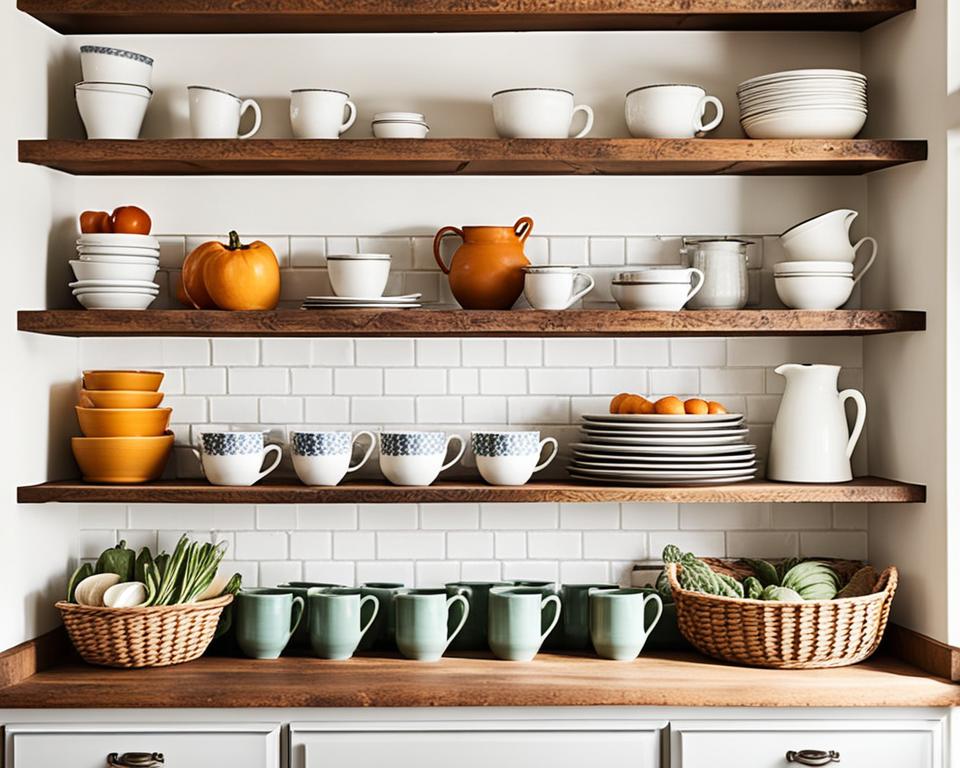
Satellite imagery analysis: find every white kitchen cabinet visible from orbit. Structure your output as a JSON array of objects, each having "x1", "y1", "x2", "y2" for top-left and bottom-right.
[{"x1": 4, "y1": 723, "x2": 282, "y2": 768}]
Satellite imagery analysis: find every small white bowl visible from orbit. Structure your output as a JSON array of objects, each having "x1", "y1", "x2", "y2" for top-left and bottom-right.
[
  {"x1": 75, "y1": 291, "x2": 157, "y2": 310},
  {"x1": 80, "y1": 46, "x2": 154, "y2": 89},
  {"x1": 741, "y1": 107, "x2": 866, "y2": 139},
  {"x1": 76, "y1": 82, "x2": 151, "y2": 140},
  {"x1": 326, "y1": 255, "x2": 391, "y2": 298},
  {"x1": 612, "y1": 281, "x2": 696, "y2": 311},
  {"x1": 372, "y1": 120, "x2": 429, "y2": 139},
  {"x1": 70, "y1": 278, "x2": 159, "y2": 290},
  {"x1": 775, "y1": 273, "x2": 854, "y2": 310},
  {"x1": 373, "y1": 112, "x2": 425, "y2": 122},
  {"x1": 70, "y1": 259, "x2": 158, "y2": 283},
  {"x1": 76, "y1": 246, "x2": 160, "y2": 258},
  {"x1": 78, "y1": 255, "x2": 159, "y2": 266},
  {"x1": 77, "y1": 233, "x2": 159, "y2": 248},
  {"x1": 774, "y1": 261, "x2": 853, "y2": 276}
]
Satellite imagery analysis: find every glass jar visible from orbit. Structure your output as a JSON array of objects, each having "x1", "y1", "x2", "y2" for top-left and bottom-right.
[{"x1": 683, "y1": 238, "x2": 749, "y2": 310}]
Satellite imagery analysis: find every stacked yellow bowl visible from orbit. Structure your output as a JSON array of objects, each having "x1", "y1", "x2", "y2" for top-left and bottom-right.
[{"x1": 72, "y1": 370, "x2": 174, "y2": 483}]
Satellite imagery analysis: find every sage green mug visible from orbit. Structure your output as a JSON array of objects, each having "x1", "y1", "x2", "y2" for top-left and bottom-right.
[
  {"x1": 560, "y1": 583, "x2": 618, "y2": 650},
  {"x1": 589, "y1": 588, "x2": 663, "y2": 661},
  {"x1": 358, "y1": 582, "x2": 405, "y2": 650},
  {"x1": 308, "y1": 587, "x2": 380, "y2": 660},
  {"x1": 395, "y1": 589, "x2": 470, "y2": 662},
  {"x1": 278, "y1": 581, "x2": 344, "y2": 648},
  {"x1": 236, "y1": 588, "x2": 304, "y2": 659},
  {"x1": 512, "y1": 580, "x2": 561, "y2": 649},
  {"x1": 446, "y1": 581, "x2": 511, "y2": 650},
  {"x1": 488, "y1": 586, "x2": 562, "y2": 661}
]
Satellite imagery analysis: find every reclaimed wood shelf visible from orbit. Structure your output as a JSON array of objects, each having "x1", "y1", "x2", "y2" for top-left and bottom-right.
[
  {"x1": 16, "y1": 0, "x2": 915, "y2": 35},
  {"x1": 17, "y1": 478, "x2": 926, "y2": 505},
  {"x1": 16, "y1": 309, "x2": 927, "y2": 338},
  {"x1": 18, "y1": 139, "x2": 928, "y2": 176}
]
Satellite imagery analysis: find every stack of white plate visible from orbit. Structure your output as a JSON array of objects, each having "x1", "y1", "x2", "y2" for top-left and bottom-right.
[
  {"x1": 301, "y1": 292, "x2": 422, "y2": 310},
  {"x1": 71, "y1": 233, "x2": 160, "y2": 309},
  {"x1": 737, "y1": 69, "x2": 867, "y2": 139},
  {"x1": 568, "y1": 412, "x2": 757, "y2": 485},
  {"x1": 372, "y1": 112, "x2": 429, "y2": 139}
]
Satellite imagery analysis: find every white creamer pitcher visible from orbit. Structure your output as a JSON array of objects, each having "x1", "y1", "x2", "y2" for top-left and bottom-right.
[{"x1": 767, "y1": 364, "x2": 865, "y2": 483}]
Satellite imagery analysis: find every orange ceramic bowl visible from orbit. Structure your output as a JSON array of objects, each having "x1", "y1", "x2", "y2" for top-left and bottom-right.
[
  {"x1": 82, "y1": 370, "x2": 164, "y2": 391},
  {"x1": 76, "y1": 406, "x2": 172, "y2": 437},
  {"x1": 79, "y1": 389, "x2": 165, "y2": 409},
  {"x1": 71, "y1": 433, "x2": 174, "y2": 483}
]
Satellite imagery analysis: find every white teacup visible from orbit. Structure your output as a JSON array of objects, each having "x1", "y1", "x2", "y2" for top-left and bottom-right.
[
  {"x1": 192, "y1": 432, "x2": 281, "y2": 486},
  {"x1": 522, "y1": 266, "x2": 595, "y2": 310},
  {"x1": 492, "y1": 88, "x2": 594, "y2": 139},
  {"x1": 292, "y1": 430, "x2": 375, "y2": 486},
  {"x1": 290, "y1": 89, "x2": 357, "y2": 139},
  {"x1": 472, "y1": 431, "x2": 559, "y2": 486},
  {"x1": 188, "y1": 86, "x2": 262, "y2": 139},
  {"x1": 326, "y1": 254, "x2": 391, "y2": 298},
  {"x1": 780, "y1": 209, "x2": 878, "y2": 269},
  {"x1": 379, "y1": 432, "x2": 465, "y2": 487},
  {"x1": 611, "y1": 268, "x2": 705, "y2": 311},
  {"x1": 625, "y1": 84, "x2": 723, "y2": 138}
]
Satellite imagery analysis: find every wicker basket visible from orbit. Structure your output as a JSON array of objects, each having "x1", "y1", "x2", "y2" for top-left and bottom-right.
[
  {"x1": 56, "y1": 594, "x2": 232, "y2": 668},
  {"x1": 667, "y1": 563, "x2": 897, "y2": 669}
]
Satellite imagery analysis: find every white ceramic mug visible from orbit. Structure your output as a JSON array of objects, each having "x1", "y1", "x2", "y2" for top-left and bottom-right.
[
  {"x1": 192, "y1": 432, "x2": 281, "y2": 486},
  {"x1": 522, "y1": 266, "x2": 595, "y2": 310},
  {"x1": 611, "y1": 268, "x2": 705, "y2": 311},
  {"x1": 292, "y1": 430, "x2": 375, "y2": 486},
  {"x1": 492, "y1": 88, "x2": 594, "y2": 139},
  {"x1": 780, "y1": 209, "x2": 878, "y2": 272},
  {"x1": 379, "y1": 432, "x2": 466, "y2": 486},
  {"x1": 625, "y1": 84, "x2": 723, "y2": 138},
  {"x1": 188, "y1": 86, "x2": 262, "y2": 139},
  {"x1": 472, "y1": 431, "x2": 559, "y2": 486},
  {"x1": 290, "y1": 89, "x2": 357, "y2": 139}
]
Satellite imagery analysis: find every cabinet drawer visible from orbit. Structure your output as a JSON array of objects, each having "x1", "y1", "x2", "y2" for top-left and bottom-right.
[
  {"x1": 672, "y1": 720, "x2": 941, "y2": 768},
  {"x1": 5, "y1": 723, "x2": 281, "y2": 768},
  {"x1": 290, "y1": 723, "x2": 663, "y2": 768}
]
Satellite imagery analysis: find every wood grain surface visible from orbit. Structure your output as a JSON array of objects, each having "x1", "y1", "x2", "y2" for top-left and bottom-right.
[
  {"x1": 0, "y1": 628, "x2": 72, "y2": 690},
  {"x1": 17, "y1": 478, "x2": 927, "y2": 505},
  {"x1": 18, "y1": 139, "x2": 928, "y2": 176},
  {"x1": 16, "y1": 309, "x2": 927, "y2": 338},
  {"x1": 884, "y1": 625, "x2": 960, "y2": 683}
]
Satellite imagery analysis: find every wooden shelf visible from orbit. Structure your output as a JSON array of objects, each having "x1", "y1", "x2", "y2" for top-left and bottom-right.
[
  {"x1": 18, "y1": 139, "x2": 927, "y2": 176},
  {"x1": 16, "y1": 309, "x2": 927, "y2": 338},
  {"x1": 17, "y1": 0, "x2": 915, "y2": 35},
  {"x1": 17, "y1": 478, "x2": 926, "y2": 505}
]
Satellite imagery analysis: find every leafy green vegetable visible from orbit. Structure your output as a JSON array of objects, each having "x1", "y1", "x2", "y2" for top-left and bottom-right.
[
  {"x1": 134, "y1": 547, "x2": 153, "y2": 583},
  {"x1": 95, "y1": 540, "x2": 135, "y2": 581},
  {"x1": 743, "y1": 576, "x2": 763, "y2": 600},
  {"x1": 66, "y1": 562, "x2": 93, "y2": 602},
  {"x1": 741, "y1": 558, "x2": 780, "y2": 587},
  {"x1": 781, "y1": 561, "x2": 839, "y2": 600},
  {"x1": 760, "y1": 585, "x2": 804, "y2": 602}
]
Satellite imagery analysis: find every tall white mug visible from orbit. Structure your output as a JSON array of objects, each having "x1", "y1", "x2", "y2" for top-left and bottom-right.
[
  {"x1": 290, "y1": 89, "x2": 357, "y2": 139},
  {"x1": 188, "y1": 85, "x2": 262, "y2": 139}
]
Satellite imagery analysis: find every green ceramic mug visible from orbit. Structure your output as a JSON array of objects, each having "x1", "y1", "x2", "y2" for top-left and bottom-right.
[
  {"x1": 308, "y1": 587, "x2": 380, "y2": 660},
  {"x1": 589, "y1": 588, "x2": 663, "y2": 661},
  {"x1": 488, "y1": 587, "x2": 562, "y2": 661},
  {"x1": 395, "y1": 589, "x2": 470, "y2": 662},
  {"x1": 236, "y1": 588, "x2": 304, "y2": 660},
  {"x1": 560, "y1": 583, "x2": 619, "y2": 650},
  {"x1": 511, "y1": 580, "x2": 561, "y2": 649},
  {"x1": 446, "y1": 581, "x2": 511, "y2": 651},
  {"x1": 277, "y1": 581, "x2": 344, "y2": 648},
  {"x1": 358, "y1": 582, "x2": 405, "y2": 650}
]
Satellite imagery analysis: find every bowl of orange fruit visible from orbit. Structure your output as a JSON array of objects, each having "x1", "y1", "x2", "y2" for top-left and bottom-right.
[{"x1": 609, "y1": 393, "x2": 728, "y2": 417}]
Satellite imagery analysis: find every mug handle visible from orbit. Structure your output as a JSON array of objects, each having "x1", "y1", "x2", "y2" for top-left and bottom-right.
[
  {"x1": 256, "y1": 444, "x2": 283, "y2": 482},
  {"x1": 288, "y1": 595, "x2": 305, "y2": 641},
  {"x1": 238, "y1": 98, "x2": 262, "y2": 140},
  {"x1": 563, "y1": 272, "x2": 595, "y2": 309},
  {"x1": 851, "y1": 237, "x2": 877, "y2": 285},
  {"x1": 433, "y1": 226, "x2": 464, "y2": 274},
  {"x1": 539, "y1": 595, "x2": 562, "y2": 647},
  {"x1": 347, "y1": 430, "x2": 376, "y2": 473},
  {"x1": 190, "y1": 446, "x2": 206, "y2": 479},
  {"x1": 533, "y1": 437, "x2": 559, "y2": 473},
  {"x1": 444, "y1": 594, "x2": 470, "y2": 651},
  {"x1": 695, "y1": 95, "x2": 723, "y2": 134},
  {"x1": 569, "y1": 105, "x2": 594, "y2": 139},
  {"x1": 358, "y1": 595, "x2": 380, "y2": 639},
  {"x1": 839, "y1": 389, "x2": 867, "y2": 459},
  {"x1": 685, "y1": 268, "x2": 706, "y2": 303},
  {"x1": 642, "y1": 592, "x2": 664, "y2": 635},
  {"x1": 439, "y1": 434, "x2": 466, "y2": 473},
  {"x1": 514, "y1": 216, "x2": 534, "y2": 244},
  {"x1": 340, "y1": 100, "x2": 358, "y2": 134}
]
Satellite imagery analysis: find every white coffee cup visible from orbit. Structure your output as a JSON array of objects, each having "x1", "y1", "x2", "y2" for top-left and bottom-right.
[
  {"x1": 611, "y1": 268, "x2": 705, "y2": 311},
  {"x1": 625, "y1": 84, "x2": 723, "y2": 138},
  {"x1": 379, "y1": 432, "x2": 466, "y2": 486},
  {"x1": 522, "y1": 266, "x2": 595, "y2": 310},
  {"x1": 192, "y1": 432, "x2": 281, "y2": 486},
  {"x1": 780, "y1": 209, "x2": 878, "y2": 270},
  {"x1": 188, "y1": 86, "x2": 262, "y2": 139},
  {"x1": 492, "y1": 88, "x2": 594, "y2": 139},
  {"x1": 290, "y1": 89, "x2": 357, "y2": 139},
  {"x1": 292, "y1": 430, "x2": 375, "y2": 486},
  {"x1": 326, "y1": 254, "x2": 391, "y2": 298},
  {"x1": 472, "y1": 431, "x2": 559, "y2": 486}
]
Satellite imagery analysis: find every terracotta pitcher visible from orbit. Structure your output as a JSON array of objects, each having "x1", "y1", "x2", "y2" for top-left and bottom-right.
[{"x1": 433, "y1": 217, "x2": 533, "y2": 309}]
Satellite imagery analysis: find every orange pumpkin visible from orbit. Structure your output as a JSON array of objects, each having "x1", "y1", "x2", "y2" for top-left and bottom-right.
[
  {"x1": 180, "y1": 239, "x2": 221, "y2": 309},
  {"x1": 201, "y1": 231, "x2": 280, "y2": 311}
]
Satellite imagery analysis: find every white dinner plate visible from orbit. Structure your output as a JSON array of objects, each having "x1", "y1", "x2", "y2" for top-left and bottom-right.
[
  {"x1": 582, "y1": 413, "x2": 743, "y2": 425},
  {"x1": 568, "y1": 470, "x2": 756, "y2": 485},
  {"x1": 304, "y1": 293, "x2": 421, "y2": 303},
  {"x1": 571, "y1": 441, "x2": 758, "y2": 456},
  {"x1": 302, "y1": 303, "x2": 422, "y2": 309},
  {"x1": 573, "y1": 449, "x2": 756, "y2": 463},
  {"x1": 77, "y1": 233, "x2": 160, "y2": 249},
  {"x1": 569, "y1": 464, "x2": 756, "y2": 478},
  {"x1": 583, "y1": 434, "x2": 748, "y2": 446},
  {"x1": 70, "y1": 279, "x2": 159, "y2": 289},
  {"x1": 737, "y1": 69, "x2": 865, "y2": 91},
  {"x1": 583, "y1": 427, "x2": 749, "y2": 439},
  {"x1": 571, "y1": 459, "x2": 756, "y2": 471},
  {"x1": 579, "y1": 417, "x2": 744, "y2": 431}
]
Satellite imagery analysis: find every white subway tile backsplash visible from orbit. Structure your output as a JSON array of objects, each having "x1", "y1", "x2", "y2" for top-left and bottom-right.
[
  {"x1": 449, "y1": 368, "x2": 480, "y2": 394},
  {"x1": 800, "y1": 531, "x2": 868, "y2": 560},
  {"x1": 583, "y1": 531, "x2": 647, "y2": 560},
  {"x1": 416, "y1": 339, "x2": 461, "y2": 367},
  {"x1": 260, "y1": 397, "x2": 304, "y2": 423},
  {"x1": 560, "y1": 503, "x2": 619, "y2": 530},
  {"x1": 462, "y1": 339, "x2": 505, "y2": 367},
  {"x1": 508, "y1": 396, "x2": 569, "y2": 424},
  {"x1": 290, "y1": 236, "x2": 326, "y2": 268},
  {"x1": 621, "y1": 504, "x2": 680, "y2": 530},
  {"x1": 290, "y1": 531, "x2": 333, "y2": 560},
  {"x1": 549, "y1": 237, "x2": 588, "y2": 265},
  {"x1": 833, "y1": 504, "x2": 868, "y2": 530},
  {"x1": 771, "y1": 504, "x2": 833, "y2": 530},
  {"x1": 297, "y1": 504, "x2": 357, "y2": 530},
  {"x1": 335, "y1": 368, "x2": 382, "y2": 395},
  {"x1": 560, "y1": 561, "x2": 611, "y2": 583},
  {"x1": 461, "y1": 561, "x2": 503, "y2": 581},
  {"x1": 616, "y1": 339, "x2": 670, "y2": 367},
  {"x1": 670, "y1": 339, "x2": 727, "y2": 367},
  {"x1": 184, "y1": 368, "x2": 227, "y2": 395},
  {"x1": 495, "y1": 531, "x2": 527, "y2": 558},
  {"x1": 447, "y1": 531, "x2": 494, "y2": 559},
  {"x1": 378, "y1": 532, "x2": 445, "y2": 559},
  {"x1": 386, "y1": 368, "x2": 446, "y2": 394},
  {"x1": 463, "y1": 396, "x2": 507, "y2": 423},
  {"x1": 529, "y1": 368, "x2": 589, "y2": 395},
  {"x1": 416, "y1": 561, "x2": 461, "y2": 587},
  {"x1": 80, "y1": 530, "x2": 116, "y2": 558},
  {"x1": 356, "y1": 561, "x2": 415, "y2": 585},
  {"x1": 304, "y1": 560, "x2": 356, "y2": 585},
  {"x1": 80, "y1": 506, "x2": 127, "y2": 529},
  {"x1": 356, "y1": 339, "x2": 414, "y2": 367},
  {"x1": 545, "y1": 339, "x2": 614, "y2": 367},
  {"x1": 304, "y1": 396, "x2": 351, "y2": 423},
  {"x1": 312, "y1": 339, "x2": 354, "y2": 366},
  {"x1": 591, "y1": 368, "x2": 648, "y2": 395},
  {"x1": 256, "y1": 505, "x2": 297, "y2": 530},
  {"x1": 209, "y1": 396, "x2": 258, "y2": 422},
  {"x1": 528, "y1": 531, "x2": 582, "y2": 559},
  {"x1": 727, "y1": 337, "x2": 862, "y2": 368},
  {"x1": 228, "y1": 368, "x2": 288, "y2": 394},
  {"x1": 649, "y1": 368, "x2": 699, "y2": 396},
  {"x1": 327, "y1": 236, "x2": 358, "y2": 255},
  {"x1": 589, "y1": 237, "x2": 625, "y2": 265},
  {"x1": 415, "y1": 396, "x2": 462, "y2": 423},
  {"x1": 235, "y1": 531, "x2": 288, "y2": 560},
  {"x1": 420, "y1": 504, "x2": 479, "y2": 530},
  {"x1": 680, "y1": 504, "x2": 771, "y2": 531},
  {"x1": 700, "y1": 367, "x2": 765, "y2": 394},
  {"x1": 261, "y1": 339, "x2": 312, "y2": 366},
  {"x1": 352, "y1": 396, "x2": 415, "y2": 423},
  {"x1": 334, "y1": 531, "x2": 376, "y2": 560},
  {"x1": 480, "y1": 368, "x2": 527, "y2": 395},
  {"x1": 291, "y1": 368, "x2": 333, "y2": 395},
  {"x1": 726, "y1": 531, "x2": 799, "y2": 558},
  {"x1": 524, "y1": 236, "x2": 549, "y2": 265},
  {"x1": 358, "y1": 237, "x2": 413, "y2": 270},
  {"x1": 161, "y1": 338, "x2": 210, "y2": 366},
  {"x1": 502, "y1": 561, "x2": 559, "y2": 582},
  {"x1": 648, "y1": 531, "x2": 725, "y2": 558},
  {"x1": 360, "y1": 504, "x2": 418, "y2": 530},
  {"x1": 260, "y1": 560, "x2": 303, "y2": 586},
  {"x1": 212, "y1": 338, "x2": 259, "y2": 366}
]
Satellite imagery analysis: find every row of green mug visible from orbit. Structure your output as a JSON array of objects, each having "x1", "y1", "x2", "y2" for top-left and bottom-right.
[{"x1": 234, "y1": 580, "x2": 663, "y2": 662}]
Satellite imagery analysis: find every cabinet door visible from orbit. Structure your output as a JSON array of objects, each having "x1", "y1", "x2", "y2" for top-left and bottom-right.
[
  {"x1": 291, "y1": 724, "x2": 662, "y2": 768},
  {"x1": 671, "y1": 720, "x2": 942, "y2": 768},
  {"x1": 6, "y1": 723, "x2": 281, "y2": 768}
]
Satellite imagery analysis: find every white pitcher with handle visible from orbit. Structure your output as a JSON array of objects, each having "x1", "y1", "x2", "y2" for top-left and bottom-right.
[{"x1": 767, "y1": 364, "x2": 865, "y2": 483}]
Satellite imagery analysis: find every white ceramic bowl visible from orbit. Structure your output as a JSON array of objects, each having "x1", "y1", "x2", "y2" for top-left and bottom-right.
[
  {"x1": 775, "y1": 274, "x2": 854, "y2": 310},
  {"x1": 77, "y1": 233, "x2": 159, "y2": 248},
  {"x1": 373, "y1": 112, "x2": 425, "y2": 122},
  {"x1": 774, "y1": 261, "x2": 853, "y2": 276},
  {"x1": 75, "y1": 291, "x2": 157, "y2": 310},
  {"x1": 80, "y1": 46, "x2": 154, "y2": 89},
  {"x1": 70, "y1": 259, "x2": 158, "y2": 282},
  {"x1": 78, "y1": 255, "x2": 159, "y2": 266},
  {"x1": 71, "y1": 278, "x2": 158, "y2": 290},
  {"x1": 372, "y1": 120, "x2": 429, "y2": 139},
  {"x1": 612, "y1": 281, "x2": 697, "y2": 311},
  {"x1": 76, "y1": 245, "x2": 160, "y2": 258},
  {"x1": 326, "y1": 255, "x2": 391, "y2": 298},
  {"x1": 741, "y1": 107, "x2": 866, "y2": 139},
  {"x1": 75, "y1": 82, "x2": 152, "y2": 140}
]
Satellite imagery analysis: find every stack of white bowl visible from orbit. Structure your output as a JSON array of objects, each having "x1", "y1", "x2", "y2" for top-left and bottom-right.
[
  {"x1": 372, "y1": 112, "x2": 429, "y2": 139},
  {"x1": 737, "y1": 69, "x2": 867, "y2": 139},
  {"x1": 70, "y1": 233, "x2": 160, "y2": 310},
  {"x1": 76, "y1": 46, "x2": 154, "y2": 139}
]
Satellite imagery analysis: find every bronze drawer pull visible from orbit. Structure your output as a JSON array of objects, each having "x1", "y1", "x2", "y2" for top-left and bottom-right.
[
  {"x1": 786, "y1": 750, "x2": 840, "y2": 765},
  {"x1": 107, "y1": 753, "x2": 165, "y2": 767}
]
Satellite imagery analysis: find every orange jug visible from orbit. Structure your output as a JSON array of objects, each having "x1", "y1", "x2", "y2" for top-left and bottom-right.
[{"x1": 433, "y1": 217, "x2": 533, "y2": 310}]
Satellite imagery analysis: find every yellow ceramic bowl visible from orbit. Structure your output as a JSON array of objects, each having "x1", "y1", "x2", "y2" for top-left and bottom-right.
[
  {"x1": 79, "y1": 389, "x2": 165, "y2": 409},
  {"x1": 82, "y1": 370, "x2": 164, "y2": 392},
  {"x1": 71, "y1": 433, "x2": 174, "y2": 483},
  {"x1": 76, "y1": 406, "x2": 172, "y2": 437}
]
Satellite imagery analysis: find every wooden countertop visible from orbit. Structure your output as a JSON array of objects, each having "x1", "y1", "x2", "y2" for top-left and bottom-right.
[{"x1": 1, "y1": 651, "x2": 957, "y2": 709}]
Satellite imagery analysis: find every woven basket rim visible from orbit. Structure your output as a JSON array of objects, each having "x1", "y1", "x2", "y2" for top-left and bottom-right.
[
  {"x1": 666, "y1": 562, "x2": 897, "y2": 606},
  {"x1": 56, "y1": 593, "x2": 233, "y2": 613}
]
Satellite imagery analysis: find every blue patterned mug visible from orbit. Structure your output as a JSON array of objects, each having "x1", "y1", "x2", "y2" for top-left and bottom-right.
[
  {"x1": 291, "y1": 430, "x2": 375, "y2": 486},
  {"x1": 379, "y1": 431, "x2": 466, "y2": 486},
  {"x1": 471, "y1": 431, "x2": 558, "y2": 485},
  {"x1": 192, "y1": 431, "x2": 282, "y2": 486}
]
